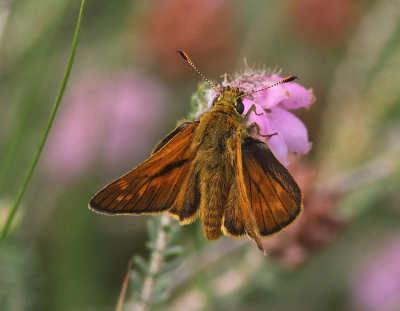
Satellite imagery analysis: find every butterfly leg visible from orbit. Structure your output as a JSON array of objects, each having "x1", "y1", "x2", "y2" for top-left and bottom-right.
[
  {"x1": 244, "y1": 105, "x2": 277, "y2": 139},
  {"x1": 244, "y1": 104, "x2": 263, "y2": 118},
  {"x1": 247, "y1": 122, "x2": 277, "y2": 139}
]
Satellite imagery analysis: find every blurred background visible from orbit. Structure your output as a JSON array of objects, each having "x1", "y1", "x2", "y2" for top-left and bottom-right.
[{"x1": 1, "y1": 0, "x2": 400, "y2": 310}]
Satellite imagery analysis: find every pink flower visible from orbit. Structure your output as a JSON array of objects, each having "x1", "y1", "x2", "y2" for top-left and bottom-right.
[
  {"x1": 213, "y1": 72, "x2": 314, "y2": 166},
  {"x1": 43, "y1": 70, "x2": 168, "y2": 182},
  {"x1": 350, "y1": 236, "x2": 400, "y2": 311}
]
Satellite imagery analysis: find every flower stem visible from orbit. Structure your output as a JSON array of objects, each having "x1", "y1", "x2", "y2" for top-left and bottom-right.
[
  {"x1": 0, "y1": 0, "x2": 86, "y2": 246},
  {"x1": 133, "y1": 214, "x2": 172, "y2": 311},
  {"x1": 116, "y1": 259, "x2": 133, "y2": 311}
]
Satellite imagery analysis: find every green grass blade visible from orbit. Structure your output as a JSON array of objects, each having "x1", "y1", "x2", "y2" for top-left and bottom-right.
[{"x1": 0, "y1": 0, "x2": 86, "y2": 245}]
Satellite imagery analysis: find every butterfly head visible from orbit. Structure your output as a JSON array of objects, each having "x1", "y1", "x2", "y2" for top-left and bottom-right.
[{"x1": 212, "y1": 86, "x2": 245, "y2": 114}]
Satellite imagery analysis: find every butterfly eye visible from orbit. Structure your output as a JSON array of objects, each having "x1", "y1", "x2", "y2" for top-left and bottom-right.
[{"x1": 235, "y1": 98, "x2": 244, "y2": 114}]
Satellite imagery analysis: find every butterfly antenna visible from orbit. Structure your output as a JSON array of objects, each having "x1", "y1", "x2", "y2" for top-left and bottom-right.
[
  {"x1": 177, "y1": 50, "x2": 221, "y2": 95},
  {"x1": 237, "y1": 75, "x2": 298, "y2": 99}
]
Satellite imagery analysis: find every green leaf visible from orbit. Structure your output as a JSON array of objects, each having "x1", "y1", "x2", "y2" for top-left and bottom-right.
[
  {"x1": 151, "y1": 277, "x2": 170, "y2": 305},
  {"x1": 160, "y1": 260, "x2": 181, "y2": 275},
  {"x1": 163, "y1": 246, "x2": 183, "y2": 261},
  {"x1": 132, "y1": 255, "x2": 148, "y2": 277},
  {"x1": 129, "y1": 270, "x2": 143, "y2": 300},
  {"x1": 166, "y1": 225, "x2": 181, "y2": 246},
  {"x1": 145, "y1": 241, "x2": 156, "y2": 251},
  {"x1": 147, "y1": 216, "x2": 159, "y2": 241}
]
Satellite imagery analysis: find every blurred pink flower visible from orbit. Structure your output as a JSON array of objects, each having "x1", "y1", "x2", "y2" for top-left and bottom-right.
[
  {"x1": 43, "y1": 70, "x2": 168, "y2": 181},
  {"x1": 212, "y1": 73, "x2": 314, "y2": 166},
  {"x1": 350, "y1": 236, "x2": 400, "y2": 311}
]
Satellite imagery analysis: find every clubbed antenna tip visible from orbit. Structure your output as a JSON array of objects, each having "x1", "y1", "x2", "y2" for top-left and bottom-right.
[
  {"x1": 286, "y1": 75, "x2": 298, "y2": 83},
  {"x1": 176, "y1": 50, "x2": 188, "y2": 61},
  {"x1": 237, "y1": 75, "x2": 299, "y2": 99}
]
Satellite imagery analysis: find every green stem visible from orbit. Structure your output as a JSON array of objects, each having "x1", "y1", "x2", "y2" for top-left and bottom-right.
[
  {"x1": 129, "y1": 215, "x2": 172, "y2": 311},
  {"x1": 0, "y1": 0, "x2": 86, "y2": 245}
]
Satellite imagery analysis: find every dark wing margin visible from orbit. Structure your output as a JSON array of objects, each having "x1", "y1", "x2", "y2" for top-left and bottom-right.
[
  {"x1": 89, "y1": 121, "x2": 200, "y2": 216},
  {"x1": 241, "y1": 136, "x2": 303, "y2": 236}
]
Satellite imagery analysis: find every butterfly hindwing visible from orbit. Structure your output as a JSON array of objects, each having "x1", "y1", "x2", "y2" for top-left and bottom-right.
[
  {"x1": 223, "y1": 181, "x2": 245, "y2": 237},
  {"x1": 222, "y1": 135, "x2": 302, "y2": 238},
  {"x1": 89, "y1": 121, "x2": 200, "y2": 215},
  {"x1": 168, "y1": 163, "x2": 201, "y2": 224},
  {"x1": 241, "y1": 136, "x2": 303, "y2": 236}
]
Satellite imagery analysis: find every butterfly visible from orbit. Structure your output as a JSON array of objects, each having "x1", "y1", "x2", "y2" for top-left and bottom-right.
[{"x1": 89, "y1": 50, "x2": 303, "y2": 252}]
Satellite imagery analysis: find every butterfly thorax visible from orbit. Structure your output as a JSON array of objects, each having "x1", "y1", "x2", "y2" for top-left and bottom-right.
[{"x1": 192, "y1": 88, "x2": 245, "y2": 154}]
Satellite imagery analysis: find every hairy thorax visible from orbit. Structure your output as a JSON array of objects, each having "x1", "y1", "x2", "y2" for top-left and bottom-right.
[{"x1": 196, "y1": 104, "x2": 242, "y2": 160}]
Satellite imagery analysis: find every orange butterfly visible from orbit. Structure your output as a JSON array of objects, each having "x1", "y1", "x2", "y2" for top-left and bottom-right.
[{"x1": 89, "y1": 51, "x2": 303, "y2": 252}]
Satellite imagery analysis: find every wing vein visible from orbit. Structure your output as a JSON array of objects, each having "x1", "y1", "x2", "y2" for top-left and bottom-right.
[
  {"x1": 256, "y1": 179, "x2": 267, "y2": 231},
  {"x1": 144, "y1": 179, "x2": 165, "y2": 210},
  {"x1": 257, "y1": 183, "x2": 278, "y2": 228},
  {"x1": 265, "y1": 166, "x2": 297, "y2": 205},
  {"x1": 96, "y1": 177, "x2": 144, "y2": 208},
  {"x1": 263, "y1": 172, "x2": 291, "y2": 218},
  {"x1": 119, "y1": 178, "x2": 153, "y2": 211},
  {"x1": 244, "y1": 163, "x2": 278, "y2": 229}
]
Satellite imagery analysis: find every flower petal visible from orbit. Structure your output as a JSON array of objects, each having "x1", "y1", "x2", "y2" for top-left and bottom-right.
[
  {"x1": 252, "y1": 85, "x2": 289, "y2": 110},
  {"x1": 279, "y1": 84, "x2": 314, "y2": 110},
  {"x1": 264, "y1": 126, "x2": 289, "y2": 166},
  {"x1": 266, "y1": 106, "x2": 311, "y2": 155},
  {"x1": 243, "y1": 99, "x2": 289, "y2": 165},
  {"x1": 252, "y1": 76, "x2": 313, "y2": 110}
]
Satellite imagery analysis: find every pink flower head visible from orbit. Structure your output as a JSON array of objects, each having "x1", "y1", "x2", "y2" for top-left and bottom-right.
[
  {"x1": 43, "y1": 70, "x2": 168, "y2": 182},
  {"x1": 204, "y1": 71, "x2": 314, "y2": 166},
  {"x1": 350, "y1": 237, "x2": 400, "y2": 311}
]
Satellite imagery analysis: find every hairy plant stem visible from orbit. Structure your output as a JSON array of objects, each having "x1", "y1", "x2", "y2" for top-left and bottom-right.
[
  {"x1": 131, "y1": 214, "x2": 172, "y2": 311},
  {"x1": 0, "y1": 0, "x2": 86, "y2": 245}
]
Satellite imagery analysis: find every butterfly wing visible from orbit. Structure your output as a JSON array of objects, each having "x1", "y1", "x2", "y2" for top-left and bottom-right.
[
  {"x1": 89, "y1": 121, "x2": 200, "y2": 216},
  {"x1": 223, "y1": 136, "x2": 302, "y2": 238},
  {"x1": 242, "y1": 136, "x2": 303, "y2": 235},
  {"x1": 151, "y1": 121, "x2": 196, "y2": 155}
]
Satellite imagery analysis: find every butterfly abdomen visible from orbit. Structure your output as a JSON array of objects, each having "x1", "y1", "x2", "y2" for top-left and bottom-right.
[{"x1": 198, "y1": 159, "x2": 234, "y2": 240}]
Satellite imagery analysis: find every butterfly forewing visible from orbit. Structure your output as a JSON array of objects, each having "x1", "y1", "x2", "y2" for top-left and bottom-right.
[{"x1": 89, "y1": 121, "x2": 199, "y2": 215}]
